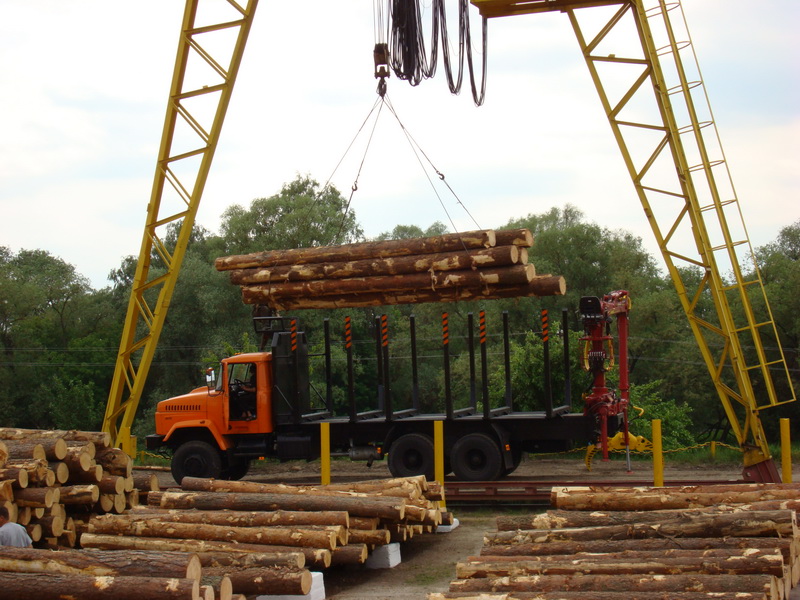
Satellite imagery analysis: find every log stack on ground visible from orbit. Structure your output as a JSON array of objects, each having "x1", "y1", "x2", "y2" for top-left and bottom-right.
[
  {"x1": 431, "y1": 482, "x2": 800, "y2": 600},
  {"x1": 214, "y1": 228, "x2": 566, "y2": 311},
  {"x1": 0, "y1": 428, "x2": 138, "y2": 550}
]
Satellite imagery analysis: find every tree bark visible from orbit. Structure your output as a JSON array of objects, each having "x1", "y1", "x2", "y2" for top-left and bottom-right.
[
  {"x1": 229, "y1": 244, "x2": 524, "y2": 285},
  {"x1": 0, "y1": 428, "x2": 109, "y2": 446},
  {"x1": 130, "y1": 507, "x2": 349, "y2": 528},
  {"x1": 432, "y1": 593, "x2": 770, "y2": 600},
  {"x1": 0, "y1": 572, "x2": 201, "y2": 600},
  {"x1": 0, "y1": 547, "x2": 201, "y2": 579},
  {"x1": 485, "y1": 510, "x2": 796, "y2": 544},
  {"x1": 552, "y1": 484, "x2": 800, "y2": 510},
  {"x1": 4, "y1": 459, "x2": 50, "y2": 486},
  {"x1": 203, "y1": 567, "x2": 312, "y2": 596},
  {"x1": 4, "y1": 440, "x2": 55, "y2": 461},
  {"x1": 62, "y1": 447, "x2": 94, "y2": 474},
  {"x1": 215, "y1": 229, "x2": 499, "y2": 270},
  {"x1": 155, "y1": 490, "x2": 406, "y2": 520},
  {"x1": 132, "y1": 472, "x2": 160, "y2": 492},
  {"x1": 195, "y1": 550, "x2": 304, "y2": 569},
  {"x1": 347, "y1": 529, "x2": 391, "y2": 546},
  {"x1": 94, "y1": 447, "x2": 132, "y2": 477},
  {"x1": 34, "y1": 515, "x2": 65, "y2": 537},
  {"x1": 13, "y1": 486, "x2": 58, "y2": 508},
  {"x1": 0, "y1": 466, "x2": 28, "y2": 488},
  {"x1": 493, "y1": 228, "x2": 534, "y2": 248},
  {"x1": 239, "y1": 264, "x2": 535, "y2": 300},
  {"x1": 97, "y1": 475, "x2": 125, "y2": 495},
  {"x1": 330, "y1": 544, "x2": 369, "y2": 566},
  {"x1": 477, "y1": 548, "x2": 787, "y2": 564},
  {"x1": 59, "y1": 484, "x2": 100, "y2": 505},
  {"x1": 455, "y1": 554, "x2": 785, "y2": 578},
  {"x1": 87, "y1": 516, "x2": 338, "y2": 550},
  {"x1": 246, "y1": 276, "x2": 566, "y2": 310},
  {"x1": 448, "y1": 574, "x2": 778, "y2": 595}
]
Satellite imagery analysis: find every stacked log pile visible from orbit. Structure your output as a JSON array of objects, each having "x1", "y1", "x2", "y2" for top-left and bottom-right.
[
  {"x1": 431, "y1": 482, "x2": 800, "y2": 600},
  {"x1": 0, "y1": 428, "x2": 140, "y2": 549},
  {"x1": 81, "y1": 474, "x2": 449, "y2": 575},
  {"x1": 214, "y1": 228, "x2": 567, "y2": 311}
]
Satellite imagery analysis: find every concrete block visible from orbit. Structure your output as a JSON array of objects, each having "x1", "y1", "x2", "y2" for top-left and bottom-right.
[
  {"x1": 365, "y1": 542, "x2": 402, "y2": 569},
  {"x1": 436, "y1": 517, "x2": 460, "y2": 533},
  {"x1": 255, "y1": 571, "x2": 325, "y2": 600}
]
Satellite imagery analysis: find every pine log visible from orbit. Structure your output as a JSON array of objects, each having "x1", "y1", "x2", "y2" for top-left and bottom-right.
[
  {"x1": 481, "y1": 537, "x2": 795, "y2": 562},
  {"x1": 493, "y1": 228, "x2": 534, "y2": 247},
  {"x1": 196, "y1": 550, "x2": 305, "y2": 569},
  {"x1": 5, "y1": 443, "x2": 44, "y2": 461},
  {"x1": 79, "y1": 533, "x2": 330, "y2": 567},
  {"x1": 552, "y1": 484, "x2": 800, "y2": 510},
  {"x1": 87, "y1": 516, "x2": 338, "y2": 550},
  {"x1": 0, "y1": 547, "x2": 201, "y2": 579},
  {"x1": 13, "y1": 486, "x2": 58, "y2": 508},
  {"x1": 59, "y1": 517, "x2": 77, "y2": 548},
  {"x1": 347, "y1": 528, "x2": 391, "y2": 546},
  {"x1": 0, "y1": 572, "x2": 200, "y2": 600},
  {"x1": 126, "y1": 489, "x2": 140, "y2": 509},
  {"x1": 47, "y1": 461, "x2": 69, "y2": 484},
  {"x1": 448, "y1": 574, "x2": 779, "y2": 595},
  {"x1": 431, "y1": 593, "x2": 770, "y2": 600},
  {"x1": 0, "y1": 428, "x2": 109, "y2": 446},
  {"x1": 1, "y1": 501, "x2": 17, "y2": 523},
  {"x1": 66, "y1": 440, "x2": 97, "y2": 458},
  {"x1": 62, "y1": 447, "x2": 94, "y2": 473},
  {"x1": 59, "y1": 484, "x2": 100, "y2": 505},
  {"x1": 94, "y1": 447, "x2": 133, "y2": 477},
  {"x1": 203, "y1": 567, "x2": 312, "y2": 596},
  {"x1": 247, "y1": 276, "x2": 566, "y2": 310},
  {"x1": 97, "y1": 475, "x2": 125, "y2": 495},
  {"x1": 0, "y1": 440, "x2": 7, "y2": 467},
  {"x1": 34, "y1": 515, "x2": 65, "y2": 537},
  {"x1": 215, "y1": 229, "x2": 499, "y2": 271},
  {"x1": 348, "y1": 516, "x2": 380, "y2": 530},
  {"x1": 485, "y1": 510, "x2": 796, "y2": 543},
  {"x1": 230, "y1": 244, "x2": 524, "y2": 285},
  {"x1": 238, "y1": 264, "x2": 536, "y2": 299},
  {"x1": 199, "y1": 576, "x2": 232, "y2": 600},
  {"x1": 5, "y1": 459, "x2": 49, "y2": 485},
  {"x1": 330, "y1": 543, "x2": 369, "y2": 566},
  {"x1": 69, "y1": 464, "x2": 104, "y2": 483},
  {"x1": 16, "y1": 506, "x2": 31, "y2": 525},
  {"x1": 130, "y1": 507, "x2": 349, "y2": 528},
  {"x1": 95, "y1": 493, "x2": 115, "y2": 513},
  {"x1": 0, "y1": 466, "x2": 28, "y2": 488},
  {"x1": 156, "y1": 490, "x2": 406, "y2": 520},
  {"x1": 455, "y1": 554, "x2": 786, "y2": 578},
  {"x1": 132, "y1": 472, "x2": 160, "y2": 492},
  {"x1": 25, "y1": 523, "x2": 42, "y2": 542},
  {"x1": 476, "y1": 548, "x2": 787, "y2": 564}
]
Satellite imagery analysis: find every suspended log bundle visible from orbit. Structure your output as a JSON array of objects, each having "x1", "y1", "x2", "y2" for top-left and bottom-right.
[
  {"x1": 431, "y1": 482, "x2": 800, "y2": 600},
  {"x1": 215, "y1": 227, "x2": 566, "y2": 311}
]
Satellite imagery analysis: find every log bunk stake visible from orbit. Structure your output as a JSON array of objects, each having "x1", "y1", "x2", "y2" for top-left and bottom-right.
[
  {"x1": 214, "y1": 228, "x2": 567, "y2": 311},
  {"x1": 431, "y1": 482, "x2": 800, "y2": 600}
]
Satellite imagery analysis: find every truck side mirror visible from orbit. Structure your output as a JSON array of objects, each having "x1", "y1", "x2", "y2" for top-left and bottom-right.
[{"x1": 205, "y1": 368, "x2": 215, "y2": 390}]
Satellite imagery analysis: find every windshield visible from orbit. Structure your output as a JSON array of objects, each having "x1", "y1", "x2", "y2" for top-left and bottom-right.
[{"x1": 215, "y1": 364, "x2": 224, "y2": 392}]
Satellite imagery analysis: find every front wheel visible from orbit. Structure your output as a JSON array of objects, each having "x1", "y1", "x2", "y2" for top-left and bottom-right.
[
  {"x1": 388, "y1": 433, "x2": 435, "y2": 480},
  {"x1": 223, "y1": 457, "x2": 251, "y2": 481},
  {"x1": 451, "y1": 433, "x2": 503, "y2": 481},
  {"x1": 171, "y1": 440, "x2": 223, "y2": 484}
]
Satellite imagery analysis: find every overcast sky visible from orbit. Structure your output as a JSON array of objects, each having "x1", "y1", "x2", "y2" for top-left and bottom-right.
[{"x1": 1, "y1": 1, "x2": 797, "y2": 289}]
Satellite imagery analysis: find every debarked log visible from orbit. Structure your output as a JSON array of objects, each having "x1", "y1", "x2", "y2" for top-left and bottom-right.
[
  {"x1": 229, "y1": 245, "x2": 526, "y2": 285},
  {"x1": 448, "y1": 573, "x2": 779, "y2": 595},
  {"x1": 154, "y1": 490, "x2": 406, "y2": 520},
  {"x1": 214, "y1": 229, "x2": 499, "y2": 271},
  {"x1": 129, "y1": 507, "x2": 350, "y2": 529},
  {"x1": 202, "y1": 567, "x2": 312, "y2": 596},
  {"x1": 87, "y1": 516, "x2": 338, "y2": 550},
  {"x1": 455, "y1": 554, "x2": 786, "y2": 578},
  {"x1": 246, "y1": 276, "x2": 567, "y2": 310},
  {"x1": 0, "y1": 572, "x2": 200, "y2": 600},
  {"x1": 195, "y1": 550, "x2": 305, "y2": 569},
  {"x1": 0, "y1": 547, "x2": 201, "y2": 580},
  {"x1": 241, "y1": 264, "x2": 536, "y2": 299}
]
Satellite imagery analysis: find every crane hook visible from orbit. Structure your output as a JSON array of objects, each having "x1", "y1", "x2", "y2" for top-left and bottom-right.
[{"x1": 374, "y1": 42, "x2": 390, "y2": 98}]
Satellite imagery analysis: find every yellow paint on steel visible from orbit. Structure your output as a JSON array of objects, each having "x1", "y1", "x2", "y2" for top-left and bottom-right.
[
  {"x1": 434, "y1": 420, "x2": 446, "y2": 509},
  {"x1": 103, "y1": 0, "x2": 259, "y2": 452},
  {"x1": 780, "y1": 418, "x2": 792, "y2": 484},
  {"x1": 320, "y1": 422, "x2": 331, "y2": 486},
  {"x1": 652, "y1": 419, "x2": 664, "y2": 487}
]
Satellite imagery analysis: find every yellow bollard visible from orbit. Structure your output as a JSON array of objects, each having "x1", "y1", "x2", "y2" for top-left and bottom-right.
[
  {"x1": 781, "y1": 418, "x2": 792, "y2": 484},
  {"x1": 710, "y1": 440, "x2": 716, "y2": 460},
  {"x1": 320, "y1": 422, "x2": 331, "y2": 486},
  {"x1": 652, "y1": 419, "x2": 663, "y2": 487},
  {"x1": 434, "y1": 421, "x2": 446, "y2": 510}
]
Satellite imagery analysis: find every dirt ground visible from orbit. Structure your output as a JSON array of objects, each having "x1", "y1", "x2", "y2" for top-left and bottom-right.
[{"x1": 149, "y1": 455, "x2": 749, "y2": 600}]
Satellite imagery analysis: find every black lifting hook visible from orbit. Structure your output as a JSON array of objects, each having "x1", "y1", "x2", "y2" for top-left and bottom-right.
[{"x1": 373, "y1": 42, "x2": 390, "y2": 98}]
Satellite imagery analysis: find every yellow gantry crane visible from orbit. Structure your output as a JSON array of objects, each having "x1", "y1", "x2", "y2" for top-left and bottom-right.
[{"x1": 104, "y1": 0, "x2": 795, "y2": 481}]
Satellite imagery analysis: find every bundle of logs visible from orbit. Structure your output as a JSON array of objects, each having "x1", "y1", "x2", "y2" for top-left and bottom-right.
[
  {"x1": 214, "y1": 228, "x2": 566, "y2": 311},
  {"x1": 0, "y1": 428, "x2": 147, "y2": 550},
  {"x1": 431, "y1": 482, "x2": 800, "y2": 600}
]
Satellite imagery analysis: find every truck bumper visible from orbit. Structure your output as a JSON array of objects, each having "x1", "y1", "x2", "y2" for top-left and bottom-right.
[{"x1": 145, "y1": 434, "x2": 166, "y2": 451}]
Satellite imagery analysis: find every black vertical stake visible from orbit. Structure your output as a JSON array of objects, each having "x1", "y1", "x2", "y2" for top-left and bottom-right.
[
  {"x1": 410, "y1": 314, "x2": 419, "y2": 410},
  {"x1": 542, "y1": 309, "x2": 553, "y2": 418},
  {"x1": 562, "y1": 307, "x2": 572, "y2": 409},
  {"x1": 480, "y1": 310, "x2": 490, "y2": 419},
  {"x1": 381, "y1": 314, "x2": 392, "y2": 421},
  {"x1": 324, "y1": 318, "x2": 332, "y2": 413},
  {"x1": 503, "y1": 311, "x2": 512, "y2": 409},
  {"x1": 345, "y1": 316, "x2": 356, "y2": 423},
  {"x1": 468, "y1": 312, "x2": 477, "y2": 409},
  {"x1": 375, "y1": 316, "x2": 384, "y2": 410},
  {"x1": 290, "y1": 318, "x2": 301, "y2": 425},
  {"x1": 442, "y1": 312, "x2": 453, "y2": 420}
]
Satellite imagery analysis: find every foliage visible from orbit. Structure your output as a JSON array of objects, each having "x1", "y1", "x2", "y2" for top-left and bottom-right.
[{"x1": 627, "y1": 380, "x2": 698, "y2": 450}]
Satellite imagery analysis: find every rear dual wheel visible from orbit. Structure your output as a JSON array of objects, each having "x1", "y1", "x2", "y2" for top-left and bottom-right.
[{"x1": 451, "y1": 433, "x2": 504, "y2": 481}]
